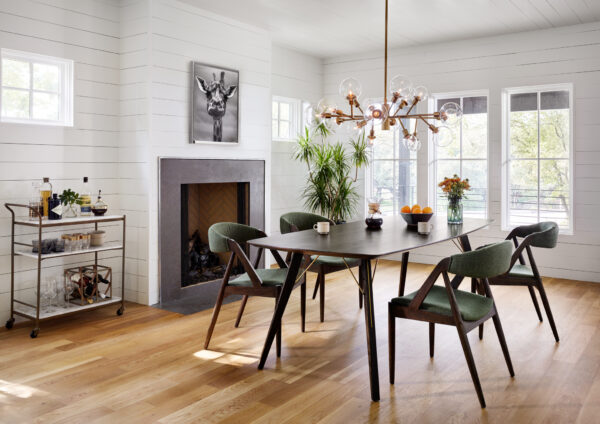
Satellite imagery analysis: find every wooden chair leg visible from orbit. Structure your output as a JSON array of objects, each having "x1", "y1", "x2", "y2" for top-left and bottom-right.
[
  {"x1": 473, "y1": 278, "x2": 484, "y2": 340},
  {"x1": 491, "y1": 311, "x2": 515, "y2": 377},
  {"x1": 204, "y1": 282, "x2": 227, "y2": 349},
  {"x1": 388, "y1": 303, "x2": 395, "y2": 384},
  {"x1": 300, "y1": 279, "x2": 306, "y2": 333},
  {"x1": 456, "y1": 324, "x2": 486, "y2": 408},
  {"x1": 528, "y1": 285, "x2": 543, "y2": 322},
  {"x1": 398, "y1": 251, "x2": 409, "y2": 296},
  {"x1": 319, "y1": 272, "x2": 325, "y2": 322},
  {"x1": 537, "y1": 281, "x2": 560, "y2": 342},
  {"x1": 234, "y1": 295, "x2": 248, "y2": 328},
  {"x1": 312, "y1": 274, "x2": 320, "y2": 300},
  {"x1": 429, "y1": 323, "x2": 435, "y2": 358}
]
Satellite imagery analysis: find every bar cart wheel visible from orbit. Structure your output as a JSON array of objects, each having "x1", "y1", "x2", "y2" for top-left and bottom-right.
[
  {"x1": 117, "y1": 306, "x2": 124, "y2": 316},
  {"x1": 30, "y1": 329, "x2": 39, "y2": 338},
  {"x1": 5, "y1": 318, "x2": 15, "y2": 329}
]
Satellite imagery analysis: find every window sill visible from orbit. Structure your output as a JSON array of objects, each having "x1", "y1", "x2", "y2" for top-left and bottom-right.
[{"x1": 1, "y1": 117, "x2": 73, "y2": 127}]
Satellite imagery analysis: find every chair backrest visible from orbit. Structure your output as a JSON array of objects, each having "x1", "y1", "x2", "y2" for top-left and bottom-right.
[
  {"x1": 208, "y1": 222, "x2": 266, "y2": 253},
  {"x1": 280, "y1": 212, "x2": 331, "y2": 234},
  {"x1": 448, "y1": 241, "x2": 513, "y2": 279},
  {"x1": 511, "y1": 222, "x2": 558, "y2": 248}
]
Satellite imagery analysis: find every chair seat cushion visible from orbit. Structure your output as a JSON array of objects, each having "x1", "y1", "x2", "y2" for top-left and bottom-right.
[
  {"x1": 391, "y1": 285, "x2": 493, "y2": 322},
  {"x1": 230, "y1": 268, "x2": 289, "y2": 287},
  {"x1": 508, "y1": 264, "x2": 534, "y2": 278},
  {"x1": 310, "y1": 255, "x2": 360, "y2": 267}
]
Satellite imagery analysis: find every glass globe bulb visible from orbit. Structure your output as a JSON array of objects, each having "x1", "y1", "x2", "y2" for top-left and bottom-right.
[
  {"x1": 432, "y1": 124, "x2": 456, "y2": 148},
  {"x1": 338, "y1": 77, "x2": 362, "y2": 101},
  {"x1": 363, "y1": 99, "x2": 386, "y2": 123},
  {"x1": 412, "y1": 85, "x2": 429, "y2": 102},
  {"x1": 390, "y1": 74, "x2": 413, "y2": 98},
  {"x1": 403, "y1": 134, "x2": 422, "y2": 152},
  {"x1": 316, "y1": 97, "x2": 338, "y2": 120},
  {"x1": 439, "y1": 102, "x2": 463, "y2": 128}
]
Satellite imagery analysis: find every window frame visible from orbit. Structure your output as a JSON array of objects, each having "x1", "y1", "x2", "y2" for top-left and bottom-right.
[
  {"x1": 501, "y1": 83, "x2": 574, "y2": 234},
  {"x1": 428, "y1": 89, "x2": 490, "y2": 219},
  {"x1": 272, "y1": 96, "x2": 301, "y2": 142},
  {"x1": 0, "y1": 48, "x2": 73, "y2": 127},
  {"x1": 365, "y1": 125, "x2": 418, "y2": 216}
]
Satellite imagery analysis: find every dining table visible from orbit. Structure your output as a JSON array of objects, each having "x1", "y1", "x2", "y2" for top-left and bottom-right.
[{"x1": 248, "y1": 215, "x2": 493, "y2": 402}]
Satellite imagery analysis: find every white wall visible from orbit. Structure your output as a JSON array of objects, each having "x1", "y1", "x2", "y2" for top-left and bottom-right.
[
  {"x1": 270, "y1": 45, "x2": 323, "y2": 235},
  {"x1": 0, "y1": 0, "x2": 125, "y2": 321},
  {"x1": 323, "y1": 22, "x2": 600, "y2": 282},
  {"x1": 144, "y1": 0, "x2": 272, "y2": 304}
]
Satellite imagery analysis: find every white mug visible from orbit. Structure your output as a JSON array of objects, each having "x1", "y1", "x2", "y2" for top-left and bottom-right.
[
  {"x1": 313, "y1": 221, "x2": 330, "y2": 234},
  {"x1": 418, "y1": 221, "x2": 433, "y2": 235}
]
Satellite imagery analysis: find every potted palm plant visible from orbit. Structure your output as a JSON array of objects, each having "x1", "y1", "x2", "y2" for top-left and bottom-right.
[{"x1": 294, "y1": 122, "x2": 370, "y2": 223}]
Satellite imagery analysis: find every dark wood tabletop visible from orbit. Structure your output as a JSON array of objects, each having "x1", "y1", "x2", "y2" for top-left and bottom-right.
[{"x1": 249, "y1": 216, "x2": 492, "y2": 259}]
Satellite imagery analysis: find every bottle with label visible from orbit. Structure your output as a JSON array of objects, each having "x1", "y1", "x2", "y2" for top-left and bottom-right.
[
  {"x1": 40, "y1": 177, "x2": 52, "y2": 218},
  {"x1": 48, "y1": 193, "x2": 62, "y2": 220},
  {"x1": 80, "y1": 177, "x2": 92, "y2": 216}
]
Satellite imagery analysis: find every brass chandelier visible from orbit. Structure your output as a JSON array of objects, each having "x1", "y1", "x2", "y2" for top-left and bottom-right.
[{"x1": 317, "y1": 0, "x2": 463, "y2": 151}]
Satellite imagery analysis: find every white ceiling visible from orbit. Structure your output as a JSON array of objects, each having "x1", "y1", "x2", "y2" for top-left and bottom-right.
[{"x1": 179, "y1": 0, "x2": 600, "y2": 58}]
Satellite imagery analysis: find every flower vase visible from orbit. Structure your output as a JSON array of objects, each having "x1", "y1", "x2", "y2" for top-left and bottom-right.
[
  {"x1": 447, "y1": 197, "x2": 463, "y2": 225},
  {"x1": 63, "y1": 203, "x2": 79, "y2": 218}
]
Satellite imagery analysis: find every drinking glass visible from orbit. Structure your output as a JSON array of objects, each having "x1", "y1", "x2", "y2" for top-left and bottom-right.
[{"x1": 64, "y1": 281, "x2": 76, "y2": 308}]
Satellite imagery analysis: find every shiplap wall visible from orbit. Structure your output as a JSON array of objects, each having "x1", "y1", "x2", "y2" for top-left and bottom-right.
[
  {"x1": 144, "y1": 0, "x2": 272, "y2": 304},
  {"x1": 323, "y1": 22, "x2": 600, "y2": 282},
  {"x1": 0, "y1": 0, "x2": 128, "y2": 322},
  {"x1": 270, "y1": 45, "x2": 323, "y2": 235}
]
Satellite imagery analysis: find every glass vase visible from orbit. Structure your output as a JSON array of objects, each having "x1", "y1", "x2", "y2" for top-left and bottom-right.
[
  {"x1": 63, "y1": 203, "x2": 79, "y2": 218},
  {"x1": 447, "y1": 197, "x2": 463, "y2": 225}
]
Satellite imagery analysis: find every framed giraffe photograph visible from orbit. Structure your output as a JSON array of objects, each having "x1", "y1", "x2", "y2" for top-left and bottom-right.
[{"x1": 191, "y1": 62, "x2": 239, "y2": 144}]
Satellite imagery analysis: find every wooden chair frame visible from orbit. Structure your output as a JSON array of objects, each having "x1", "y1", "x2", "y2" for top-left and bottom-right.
[
  {"x1": 474, "y1": 229, "x2": 559, "y2": 342},
  {"x1": 388, "y1": 257, "x2": 514, "y2": 409},
  {"x1": 285, "y1": 222, "x2": 362, "y2": 324},
  {"x1": 204, "y1": 235, "x2": 306, "y2": 355}
]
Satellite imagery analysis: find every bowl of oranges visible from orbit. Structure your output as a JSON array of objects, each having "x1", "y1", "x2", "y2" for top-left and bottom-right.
[{"x1": 400, "y1": 204, "x2": 433, "y2": 226}]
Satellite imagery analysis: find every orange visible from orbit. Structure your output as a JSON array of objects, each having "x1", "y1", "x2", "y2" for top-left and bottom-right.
[
  {"x1": 422, "y1": 206, "x2": 433, "y2": 214},
  {"x1": 401, "y1": 205, "x2": 411, "y2": 213},
  {"x1": 411, "y1": 204, "x2": 421, "y2": 213}
]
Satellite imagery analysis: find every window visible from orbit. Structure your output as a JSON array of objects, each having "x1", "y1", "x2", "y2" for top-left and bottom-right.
[
  {"x1": 272, "y1": 96, "x2": 301, "y2": 141},
  {"x1": 430, "y1": 93, "x2": 488, "y2": 218},
  {"x1": 1, "y1": 49, "x2": 73, "y2": 126},
  {"x1": 502, "y1": 85, "x2": 572, "y2": 232},
  {"x1": 368, "y1": 127, "x2": 417, "y2": 215}
]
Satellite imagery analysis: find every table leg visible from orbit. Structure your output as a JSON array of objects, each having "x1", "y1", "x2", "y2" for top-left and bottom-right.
[
  {"x1": 398, "y1": 251, "x2": 409, "y2": 296},
  {"x1": 361, "y1": 259, "x2": 380, "y2": 402},
  {"x1": 451, "y1": 234, "x2": 473, "y2": 290},
  {"x1": 258, "y1": 252, "x2": 303, "y2": 370}
]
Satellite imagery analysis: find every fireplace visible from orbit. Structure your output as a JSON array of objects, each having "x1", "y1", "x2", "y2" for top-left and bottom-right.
[
  {"x1": 159, "y1": 158, "x2": 265, "y2": 304},
  {"x1": 181, "y1": 182, "x2": 248, "y2": 287}
]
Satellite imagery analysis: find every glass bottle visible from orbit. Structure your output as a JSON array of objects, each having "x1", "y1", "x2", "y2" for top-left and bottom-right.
[
  {"x1": 48, "y1": 193, "x2": 62, "y2": 220},
  {"x1": 40, "y1": 177, "x2": 52, "y2": 218},
  {"x1": 447, "y1": 196, "x2": 463, "y2": 225},
  {"x1": 92, "y1": 190, "x2": 108, "y2": 216},
  {"x1": 365, "y1": 197, "x2": 383, "y2": 230},
  {"x1": 29, "y1": 182, "x2": 42, "y2": 220},
  {"x1": 80, "y1": 177, "x2": 92, "y2": 216}
]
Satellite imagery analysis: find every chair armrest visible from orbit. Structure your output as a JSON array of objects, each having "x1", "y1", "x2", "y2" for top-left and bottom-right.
[
  {"x1": 270, "y1": 249, "x2": 288, "y2": 269},
  {"x1": 408, "y1": 258, "x2": 451, "y2": 311},
  {"x1": 228, "y1": 239, "x2": 263, "y2": 288}
]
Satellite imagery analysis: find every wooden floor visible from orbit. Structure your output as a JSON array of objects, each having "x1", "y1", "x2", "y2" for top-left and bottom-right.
[{"x1": 1, "y1": 261, "x2": 599, "y2": 423}]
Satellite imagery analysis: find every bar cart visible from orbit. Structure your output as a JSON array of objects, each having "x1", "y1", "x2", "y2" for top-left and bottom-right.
[{"x1": 4, "y1": 204, "x2": 126, "y2": 338}]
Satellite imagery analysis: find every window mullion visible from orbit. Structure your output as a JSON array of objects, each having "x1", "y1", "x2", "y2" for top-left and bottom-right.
[
  {"x1": 537, "y1": 92, "x2": 541, "y2": 224},
  {"x1": 28, "y1": 61, "x2": 33, "y2": 119}
]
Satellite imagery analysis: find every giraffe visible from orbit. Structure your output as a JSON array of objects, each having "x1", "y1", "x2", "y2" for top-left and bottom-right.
[{"x1": 196, "y1": 71, "x2": 237, "y2": 142}]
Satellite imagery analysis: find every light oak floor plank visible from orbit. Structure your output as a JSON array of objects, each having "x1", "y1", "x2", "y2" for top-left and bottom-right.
[{"x1": 1, "y1": 261, "x2": 599, "y2": 423}]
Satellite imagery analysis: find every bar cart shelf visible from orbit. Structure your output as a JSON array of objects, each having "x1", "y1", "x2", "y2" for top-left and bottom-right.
[{"x1": 4, "y1": 204, "x2": 126, "y2": 338}]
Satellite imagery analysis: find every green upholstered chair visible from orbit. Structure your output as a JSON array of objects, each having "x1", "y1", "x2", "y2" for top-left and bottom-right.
[
  {"x1": 388, "y1": 241, "x2": 515, "y2": 408},
  {"x1": 204, "y1": 222, "x2": 306, "y2": 356},
  {"x1": 280, "y1": 212, "x2": 361, "y2": 323},
  {"x1": 477, "y1": 221, "x2": 560, "y2": 342}
]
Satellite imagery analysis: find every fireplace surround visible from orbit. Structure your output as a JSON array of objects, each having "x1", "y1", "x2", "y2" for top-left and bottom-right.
[{"x1": 158, "y1": 158, "x2": 265, "y2": 304}]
